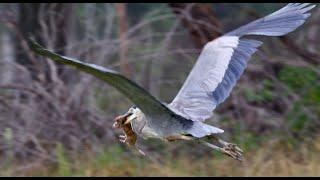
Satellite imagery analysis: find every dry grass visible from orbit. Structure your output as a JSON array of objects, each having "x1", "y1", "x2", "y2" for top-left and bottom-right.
[{"x1": 1, "y1": 137, "x2": 320, "y2": 177}]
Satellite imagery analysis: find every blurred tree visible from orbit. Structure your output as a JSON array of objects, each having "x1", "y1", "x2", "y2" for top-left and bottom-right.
[
  {"x1": 168, "y1": 3, "x2": 222, "y2": 49},
  {"x1": 115, "y1": 3, "x2": 132, "y2": 77},
  {"x1": 15, "y1": 3, "x2": 74, "y2": 83}
]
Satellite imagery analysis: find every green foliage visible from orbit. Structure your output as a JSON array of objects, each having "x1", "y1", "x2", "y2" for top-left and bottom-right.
[
  {"x1": 243, "y1": 79, "x2": 274, "y2": 103},
  {"x1": 232, "y1": 127, "x2": 265, "y2": 151},
  {"x1": 307, "y1": 86, "x2": 320, "y2": 105},
  {"x1": 95, "y1": 145, "x2": 124, "y2": 167},
  {"x1": 56, "y1": 143, "x2": 71, "y2": 177},
  {"x1": 279, "y1": 66, "x2": 317, "y2": 92},
  {"x1": 241, "y1": 65, "x2": 320, "y2": 139},
  {"x1": 2, "y1": 128, "x2": 13, "y2": 168},
  {"x1": 279, "y1": 65, "x2": 320, "y2": 134},
  {"x1": 287, "y1": 101, "x2": 312, "y2": 132}
]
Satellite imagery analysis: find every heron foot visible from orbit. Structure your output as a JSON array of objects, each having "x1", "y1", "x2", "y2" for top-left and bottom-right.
[
  {"x1": 200, "y1": 137, "x2": 244, "y2": 162},
  {"x1": 220, "y1": 142, "x2": 243, "y2": 162}
]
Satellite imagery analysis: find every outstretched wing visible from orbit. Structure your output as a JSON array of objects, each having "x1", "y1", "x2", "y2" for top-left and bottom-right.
[
  {"x1": 226, "y1": 3, "x2": 316, "y2": 36},
  {"x1": 29, "y1": 40, "x2": 172, "y2": 119},
  {"x1": 168, "y1": 3, "x2": 316, "y2": 122}
]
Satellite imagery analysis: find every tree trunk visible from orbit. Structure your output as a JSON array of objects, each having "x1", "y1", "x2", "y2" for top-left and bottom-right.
[{"x1": 115, "y1": 3, "x2": 132, "y2": 77}]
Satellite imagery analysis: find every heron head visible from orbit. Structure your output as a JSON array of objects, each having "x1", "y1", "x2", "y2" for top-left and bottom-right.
[{"x1": 112, "y1": 106, "x2": 138, "y2": 128}]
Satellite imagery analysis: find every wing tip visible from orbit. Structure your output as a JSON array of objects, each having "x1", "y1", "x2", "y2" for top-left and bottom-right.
[
  {"x1": 226, "y1": 3, "x2": 316, "y2": 37},
  {"x1": 28, "y1": 37, "x2": 44, "y2": 53}
]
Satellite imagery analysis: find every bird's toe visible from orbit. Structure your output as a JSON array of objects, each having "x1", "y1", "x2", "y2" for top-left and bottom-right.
[{"x1": 222, "y1": 143, "x2": 244, "y2": 161}]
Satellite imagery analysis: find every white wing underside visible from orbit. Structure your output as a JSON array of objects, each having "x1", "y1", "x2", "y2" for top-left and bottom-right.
[
  {"x1": 168, "y1": 3, "x2": 315, "y2": 122},
  {"x1": 169, "y1": 36, "x2": 239, "y2": 121}
]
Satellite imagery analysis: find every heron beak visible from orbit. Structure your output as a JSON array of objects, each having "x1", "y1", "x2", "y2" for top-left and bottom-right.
[
  {"x1": 112, "y1": 112, "x2": 133, "y2": 128},
  {"x1": 124, "y1": 112, "x2": 136, "y2": 124}
]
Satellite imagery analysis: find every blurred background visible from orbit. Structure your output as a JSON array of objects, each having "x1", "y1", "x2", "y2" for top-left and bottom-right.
[{"x1": 0, "y1": 3, "x2": 320, "y2": 176}]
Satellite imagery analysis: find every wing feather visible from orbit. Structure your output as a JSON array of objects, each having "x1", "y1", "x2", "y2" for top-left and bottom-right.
[
  {"x1": 168, "y1": 3, "x2": 315, "y2": 122},
  {"x1": 29, "y1": 40, "x2": 173, "y2": 119},
  {"x1": 226, "y1": 3, "x2": 316, "y2": 36}
]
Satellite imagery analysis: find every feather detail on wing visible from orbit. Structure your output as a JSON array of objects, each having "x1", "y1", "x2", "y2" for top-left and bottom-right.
[
  {"x1": 28, "y1": 40, "x2": 172, "y2": 118},
  {"x1": 226, "y1": 3, "x2": 316, "y2": 36},
  {"x1": 168, "y1": 3, "x2": 315, "y2": 122},
  {"x1": 168, "y1": 37, "x2": 262, "y2": 122}
]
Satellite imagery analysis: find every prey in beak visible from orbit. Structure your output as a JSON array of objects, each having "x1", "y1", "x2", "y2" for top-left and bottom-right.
[
  {"x1": 112, "y1": 111, "x2": 145, "y2": 156},
  {"x1": 112, "y1": 108, "x2": 145, "y2": 156},
  {"x1": 112, "y1": 112, "x2": 133, "y2": 129}
]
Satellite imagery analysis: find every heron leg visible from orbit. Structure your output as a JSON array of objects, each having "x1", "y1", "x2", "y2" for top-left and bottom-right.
[
  {"x1": 201, "y1": 136, "x2": 244, "y2": 162},
  {"x1": 199, "y1": 139, "x2": 224, "y2": 151},
  {"x1": 135, "y1": 146, "x2": 146, "y2": 156},
  {"x1": 126, "y1": 143, "x2": 146, "y2": 156},
  {"x1": 165, "y1": 135, "x2": 195, "y2": 142},
  {"x1": 126, "y1": 143, "x2": 146, "y2": 157}
]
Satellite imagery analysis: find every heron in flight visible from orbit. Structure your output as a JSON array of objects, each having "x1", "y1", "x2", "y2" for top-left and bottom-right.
[{"x1": 30, "y1": 3, "x2": 316, "y2": 161}]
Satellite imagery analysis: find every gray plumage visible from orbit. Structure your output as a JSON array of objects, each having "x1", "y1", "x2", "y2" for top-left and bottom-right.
[
  {"x1": 226, "y1": 3, "x2": 315, "y2": 36},
  {"x1": 29, "y1": 4, "x2": 316, "y2": 150},
  {"x1": 211, "y1": 39, "x2": 263, "y2": 106},
  {"x1": 168, "y1": 3, "x2": 315, "y2": 123}
]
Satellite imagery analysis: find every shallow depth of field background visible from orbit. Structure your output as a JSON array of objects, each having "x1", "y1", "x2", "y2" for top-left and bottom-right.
[{"x1": 0, "y1": 3, "x2": 320, "y2": 176}]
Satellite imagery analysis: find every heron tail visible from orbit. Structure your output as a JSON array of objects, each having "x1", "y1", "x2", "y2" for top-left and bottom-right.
[{"x1": 187, "y1": 122, "x2": 224, "y2": 138}]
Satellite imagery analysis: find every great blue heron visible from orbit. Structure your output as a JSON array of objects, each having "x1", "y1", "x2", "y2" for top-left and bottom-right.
[{"x1": 29, "y1": 3, "x2": 316, "y2": 161}]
